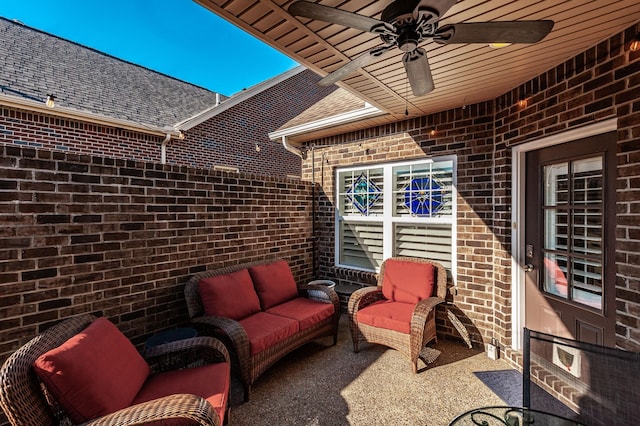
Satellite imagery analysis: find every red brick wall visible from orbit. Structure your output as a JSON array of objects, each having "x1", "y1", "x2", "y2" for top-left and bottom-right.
[
  {"x1": 301, "y1": 24, "x2": 640, "y2": 352},
  {"x1": 0, "y1": 144, "x2": 314, "y2": 368},
  {"x1": 0, "y1": 106, "x2": 163, "y2": 161},
  {"x1": 303, "y1": 104, "x2": 496, "y2": 345},
  {"x1": 0, "y1": 69, "x2": 336, "y2": 179},
  {"x1": 168, "y1": 69, "x2": 337, "y2": 177}
]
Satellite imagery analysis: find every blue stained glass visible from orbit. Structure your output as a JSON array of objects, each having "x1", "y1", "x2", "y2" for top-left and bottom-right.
[
  {"x1": 346, "y1": 173, "x2": 381, "y2": 215},
  {"x1": 404, "y1": 177, "x2": 444, "y2": 216}
]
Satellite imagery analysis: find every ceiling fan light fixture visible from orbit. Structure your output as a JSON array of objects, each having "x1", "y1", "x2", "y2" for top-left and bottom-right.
[{"x1": 489, "y1": 42, "x2": 512, "y2": 49}]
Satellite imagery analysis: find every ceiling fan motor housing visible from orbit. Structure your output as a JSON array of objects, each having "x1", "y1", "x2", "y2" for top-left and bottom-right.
[{"x1": 397, "y1": 28, "x2": 420, "y2": 52}]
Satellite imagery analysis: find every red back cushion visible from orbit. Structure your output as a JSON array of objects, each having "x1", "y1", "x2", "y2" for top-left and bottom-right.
[
  {"x1": 32, "y1": 317, "x2": 150, "y2": 424},
  {"x1": 248, "y1": 260, "x2": 299, "y2": 310},
  {"x1": 381, "y1": 259, "x2": 436, "y2": 304},
  {"x1": 198, "y1": 268, "x2": 261, "y2": 320}
]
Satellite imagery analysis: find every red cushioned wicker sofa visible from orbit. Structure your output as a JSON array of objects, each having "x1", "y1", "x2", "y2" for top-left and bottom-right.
[{"x1": 184, "y1": 259, "x2": 340, "y2": 401}]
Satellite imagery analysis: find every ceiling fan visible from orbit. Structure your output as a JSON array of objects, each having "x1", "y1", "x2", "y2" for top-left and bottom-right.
[{"x1": 289, "y1": 0, "x2": 554, "y2": 96}]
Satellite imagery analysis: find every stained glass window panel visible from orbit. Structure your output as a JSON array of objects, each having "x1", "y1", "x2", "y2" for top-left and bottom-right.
[
  {"x1": 338, "y1": 168, "x2": 383, "y2": 216},
  {"x1": 393, "y1": 160, "x2": 453, "y2": 217}
]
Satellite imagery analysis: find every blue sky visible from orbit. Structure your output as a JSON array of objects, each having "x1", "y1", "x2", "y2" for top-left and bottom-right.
[{"x1": 0, "y1": 0, "x2": 299, "y2": 96}]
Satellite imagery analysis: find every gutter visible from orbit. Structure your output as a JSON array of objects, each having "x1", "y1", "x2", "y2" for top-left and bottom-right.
[
  {"x1": 280, "y1": 135, "x2": 302, "y2": 157},
  {"x1": 268, "y1": 102, "x2": 383, "y2": 150},
  {"x1": 0, "y1": 93, "x2": 181, "y2": 138}
]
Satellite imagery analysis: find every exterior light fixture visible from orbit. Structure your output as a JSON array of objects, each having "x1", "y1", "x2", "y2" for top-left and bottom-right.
[
  {"x1": 255, "y1": 143, "x2": 261, "y2": 152},
  {"x1": 630, "y1": 32, "x2": 640, "y2": 52},
  {"x1": 45, "y1": 94, "x2": 55, "y2": 108},
  {"x1": 430, "y1": 129, "x2": 436, "y2": 136},
  {"x1": 489, "y1": 43, "x2": 511, "y2": 49},
  {"x1": 518, "y1": 98, "x2": 528, "y2": 108},
  {"x1": 178, "y1": 131, "x2": 185, "y2": 140}
]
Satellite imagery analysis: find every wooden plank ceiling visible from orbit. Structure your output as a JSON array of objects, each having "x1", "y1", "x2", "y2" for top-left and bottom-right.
[{"x1": 195, "y1": 0, "x2": 640, "y2": 122}]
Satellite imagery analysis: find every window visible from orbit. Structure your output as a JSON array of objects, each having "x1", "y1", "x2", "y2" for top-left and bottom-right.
[
  {"x1": 542, "y1": 156, "x2": 604, "y2": 310},
  {"x1": 336, "y1": 157, "x2": 456, "y2": 272}
]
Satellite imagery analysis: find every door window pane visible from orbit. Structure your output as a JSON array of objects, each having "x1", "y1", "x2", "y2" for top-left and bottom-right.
[
  {"x1": 544, "y1": 163, "x2": 568, "y2": 206},
  {"x1": 572, "y1": 209, "x2": 602, "y2": 256},
  {"x1": 544, "y1": 209, "x2": 568, "y2": 251},
  {"x1": 571, "y1": 258, "x2": 602, "y2": 310},
  {"x1": 541, "y1": 155, "x2": 604, "y2": 310},
  {"x1": 543, "y1": 253, "x2": 568, "y2": 299},
  {"x1": 572, "y1": 157, "x2": 602, "y2": 204}
]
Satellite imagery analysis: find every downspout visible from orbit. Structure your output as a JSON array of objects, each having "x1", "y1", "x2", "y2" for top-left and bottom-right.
[
  {"x1": 160, "y1": 133, "x2": 171, "y2": 164},
  {"x1": 280, "y1": 135, "x2": 302, "y2": 157},
  {"x1": 280, "y1": 136, "x2": 313, "y2": 274},
  {"x1": 311, "y1": 144, "x2": 317, "y2": 278}
]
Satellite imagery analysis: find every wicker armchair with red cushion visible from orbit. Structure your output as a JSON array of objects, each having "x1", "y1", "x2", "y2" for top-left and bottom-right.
[
  {"x1": 348, "y1": 257, "x2": 448, "y2": 373},
  {"x1": 0, "y1": 314, "x2": 230, "y2": 426},
  {"x1": 184, "y1": 259, "x2": 340, "y2": 402}
]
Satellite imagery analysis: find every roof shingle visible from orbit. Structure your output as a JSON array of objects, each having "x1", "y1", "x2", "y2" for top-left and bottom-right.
[{"x1": 0, "y1": 17, "x2": 225, "y2": 129}]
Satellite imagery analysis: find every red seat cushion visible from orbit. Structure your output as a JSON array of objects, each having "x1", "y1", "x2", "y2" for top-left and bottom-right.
[
  {"x1": 248, "y1": 260, "x2": 300, "y2": 310},
  {"x1": 381, "y1": 259, "x2": 435, "y2": 304},
  {"x1": 357, "y1": 300, "x2": 415, "y2": 334},
  {"x1": 266, "y1": 297, "x2": 335, "y2": 331},
  {"x1": 198, "y1": 268, "x2": 262, "y2": 320},
  {"x1": 133, "y1": 362, "x2": 230, "y2": 424},
  {"x1": 32, "y1": 317, "x2": 150, "y2": 424},
  {"x1": 239, "y1": 312, "x2": 299, "y2": 355}
]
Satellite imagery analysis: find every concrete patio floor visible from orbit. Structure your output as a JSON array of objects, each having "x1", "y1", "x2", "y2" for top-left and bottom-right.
[{"x1": 227, "y1": 314, "x2": 518, "y2": 426}]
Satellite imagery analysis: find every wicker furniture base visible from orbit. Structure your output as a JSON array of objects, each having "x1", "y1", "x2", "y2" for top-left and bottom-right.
[
  {"x1": 0, "y1": 314, "x2": 230, "y2": 426},
  {"x1": 348, "y1": 257, "x2": 447, "y2": 373},
  {"x1": 185, "y1": 259, "x2": 341, "y2": 402}
]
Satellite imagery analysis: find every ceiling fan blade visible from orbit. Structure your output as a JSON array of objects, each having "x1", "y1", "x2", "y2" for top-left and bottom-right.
[
  {"x1": 435, "y1": 21, "x2": 554, "y2": 44},
  {"x1": 289, "y1": 1, "x2": 394, "y2": 35},
  {"x1": 413, "y1": 0, "x2": 457, "y2": 21},
  {"x1": 403, "y1": 48, "x2": 434, "y2": 97},
  {"x1": 318, "y1": 45, "x2": 394, "y2": 86}
]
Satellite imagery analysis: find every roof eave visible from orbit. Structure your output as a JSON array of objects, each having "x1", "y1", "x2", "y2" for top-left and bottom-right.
[
  {"x1": 176, "y1": 66, "x2": 305, "y2": 131},
  {"x1": 268, "y1": 102, "x2": 385, "y2": 147},
  {"x1": 0, "y1": 93, "x2": 181, "y2": 138}
]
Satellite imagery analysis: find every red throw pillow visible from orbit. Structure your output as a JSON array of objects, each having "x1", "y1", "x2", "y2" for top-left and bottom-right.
[
  {"x1": 32, "y1": 317, "x2": 150, "y2": 424},
  {"x1": 381, "y1": 259, "x2": 435, "y2": 304},
  {"x1": 198, "y1": 268, "x2": 262, "y2": 320},
  {"x1": 248, "y1": 260, "x2": 299, "y2": 310}
]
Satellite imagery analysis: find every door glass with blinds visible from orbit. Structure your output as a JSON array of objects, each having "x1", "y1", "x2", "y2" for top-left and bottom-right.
[
  {"x1": 336, "y1": 157, "x2": 455, "y2": 272},
  {"x1": 542, "y1": 156, "x2": 604, "y2": 310}
]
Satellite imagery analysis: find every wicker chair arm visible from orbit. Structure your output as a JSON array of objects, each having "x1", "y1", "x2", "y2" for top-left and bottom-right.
[
  {"x1": 410, "y1": 296, "x2": 445, "y2": 336},
  {"x1": 144, "y1": 336, "x2": 230, "y2": 373},
  {"x1": 83, "y1": 393, "x2": 219, "y2": 426},
  {"x1": 347, "y1": 286, "x2": 384, "y2": 316},
  {"x1": 191, "y1": 316, "x2": 251, "y2": 380}
]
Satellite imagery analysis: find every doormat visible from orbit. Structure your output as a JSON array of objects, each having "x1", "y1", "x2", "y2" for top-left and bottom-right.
[{"x1": 419, "y1": 346, "x2": 441, "y2": 364}]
